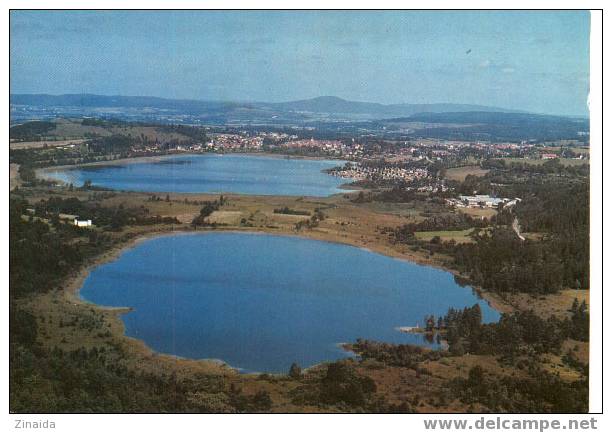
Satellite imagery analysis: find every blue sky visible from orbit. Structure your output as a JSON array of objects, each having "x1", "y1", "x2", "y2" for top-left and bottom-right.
[{"x1": 10, "y1": 10, "x2": 590, "y2": 115}]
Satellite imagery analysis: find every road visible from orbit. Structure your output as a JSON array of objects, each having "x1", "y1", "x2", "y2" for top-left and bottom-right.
[{"x1": 512, "y1": 217, "x2": 525, "y2": 241}]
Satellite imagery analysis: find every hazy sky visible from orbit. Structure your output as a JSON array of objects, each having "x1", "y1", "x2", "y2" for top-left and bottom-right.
[{"x1": 10, "y1": 10, "x2": 590, "y2": 115}]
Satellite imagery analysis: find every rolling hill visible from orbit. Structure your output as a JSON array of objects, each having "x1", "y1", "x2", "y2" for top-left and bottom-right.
[{"x1": 10, "y1": 93, "x2": 523, "y2": 122}]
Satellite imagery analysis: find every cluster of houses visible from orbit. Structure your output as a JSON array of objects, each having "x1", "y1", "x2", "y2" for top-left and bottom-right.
[
  {"x1": 447, "y1": 195, "x2": 521, "y2": 209},
  {"x1": 282, "y1": 138, "x2": 357, "y2": 156},
  {"x1": 412, "y1": 181, "x2": 450, "y2": 193},
  {"x1": 330, "y1": 163, "x2": 429, "y2": 182},
  {"x1": 540, "y1": 153, "x2": 559, "y2": 160},
  {"x1": 205, "y1": 133, "x2": 264, "y2": 151}
]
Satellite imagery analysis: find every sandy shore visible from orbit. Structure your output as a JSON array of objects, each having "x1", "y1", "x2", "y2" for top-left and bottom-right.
[{"x1": 35, "y1": 154, "x2": 174, "y2": 180}]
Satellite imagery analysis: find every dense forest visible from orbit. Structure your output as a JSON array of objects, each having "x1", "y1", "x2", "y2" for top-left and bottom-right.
[
  {"x1": 387, "y1": 162, "x2": 589, "y2": 294},
  {"x1": 455, "y1": 177, "x2": 588, "y2": 293},
  {"x1": 350, "y1": 301, "x2": 589, "y2": 413},
  {"x1": 400, "y1": 112, "x2": 589, "y2": 143},
  {"x1": 33, "y1": 195, "x2": 180, "y2": 230},
  {"x1": 9, "y1": 120, "x2": 56, "y2": 141},
  {"x1": 10, "y1": 199, "x2": 90, "y2": 298}
]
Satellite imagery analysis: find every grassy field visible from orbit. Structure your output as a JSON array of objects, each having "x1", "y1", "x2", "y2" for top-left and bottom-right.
[
  {"x1": 522, "y1": 232, "x2": 545, "y2": 241},
  {"x1": 445, "y1": 165, "x2": 489, "y2": 182},
  {"x1": 358, "y1": 201, "x2": 426, "y2": 220},
  {"x1": 495, "y1": 157, "x2": 589, "y2": 167},
  {"x1": 509, "y1": 289, "x2": 588, "y2": 320},
  {"x1": 414, "y1": 229, "x2": 475, "y2": 243},
  {"x1": 457, "y1": 206, "x2": 497, "y2": 219},
  {"x1": 9, "y1": 138, "x2": 87, "y2": 150},
  {"x1": 207, "y1": 210, "x2": 244, "y2": 225},
  {"x1": 569, "y1": 147, "x2": 590, "y2": 155},
  {"x1": 540, "y1": 145, "x2": 590, "y2": 156}
]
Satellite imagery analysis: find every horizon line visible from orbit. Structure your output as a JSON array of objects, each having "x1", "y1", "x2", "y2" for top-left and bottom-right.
[{"x1": 9, "y1": 91, "x2": 590, "y2": 118}]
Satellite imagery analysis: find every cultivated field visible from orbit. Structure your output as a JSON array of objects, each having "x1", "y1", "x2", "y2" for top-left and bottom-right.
[
  {"x1": 445, "y1": 165, "x2": 489, "y2": 182},
  {"x1": 414, "y1": 229, "x2": 475, "y2": 243},
  {"x1": 496, "y1": 157, "x2": 589, "y2": 167},
  {"x1": 9, "y1": 138, "x2": 87, "y2": 150},
  {"x1": 457, "y1": 207, "x2": 497, "y2": 218}
]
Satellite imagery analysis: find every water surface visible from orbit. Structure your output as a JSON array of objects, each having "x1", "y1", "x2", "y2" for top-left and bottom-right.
[
  {"x1": 45, "y1": 154, "x2": 350, "y2": 196},
  {"x1": 80, "y1": 233, "x2": 499, "y2": 373}
]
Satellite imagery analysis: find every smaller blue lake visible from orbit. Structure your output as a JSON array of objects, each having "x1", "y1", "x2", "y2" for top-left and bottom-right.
[
  {"x1": 80, "y1": 233, "x2": 499, "y2": 373},
  {"x1": 44, "y1": 154, "x2": 351, "y2": 196}
]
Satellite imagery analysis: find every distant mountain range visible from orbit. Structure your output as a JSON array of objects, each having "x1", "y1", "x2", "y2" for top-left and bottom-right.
[
  {"x1": 10, "y1": 93, "x2": 236, "y2": 112},
  {"x1": 10, "y1": 94, "x2": 524, "y2": 121},
  {"x1": 10, "y1": 93, "x2": 589, "y2": 142},
  {"x1": 267, "y1": 96, "x2": 523, "y2": 117}
]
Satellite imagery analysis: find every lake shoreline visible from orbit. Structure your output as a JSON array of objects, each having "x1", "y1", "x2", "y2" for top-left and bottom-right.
[
  {"x1": 35, "y1": 152, "x2": 356, "y2": 196},
  {"x1": 62, "y1": 227, "x2": 242, "y2": 375},
  {"x1": 35, "y1": 151, "x2": 350, "y2": 182},
  {"x1": 60, "y1": 224, "x2": 511, "y2": 375}
]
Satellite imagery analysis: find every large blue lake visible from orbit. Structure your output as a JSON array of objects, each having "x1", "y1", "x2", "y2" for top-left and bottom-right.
[
  {"x1": 80, "y1": 232, "x2": 499, "y2": 373},
  {"x1": 45, "y1": 154, "x2": 351, "y2": 196}
]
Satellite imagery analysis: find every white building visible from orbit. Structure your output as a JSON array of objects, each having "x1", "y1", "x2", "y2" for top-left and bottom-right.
[
  {"x1": 458, "y1": 195, "x2": 505, "y2": 208},
  {"x1": 73, "y1": 218, "x2": 92, "y2": 227}
]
